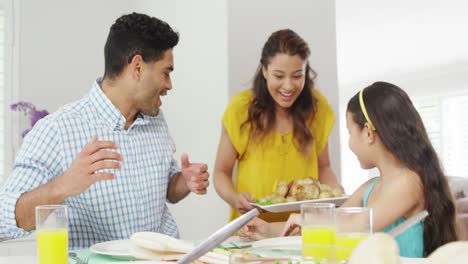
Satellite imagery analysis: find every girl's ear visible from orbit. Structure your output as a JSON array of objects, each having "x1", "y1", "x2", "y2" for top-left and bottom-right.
[{"x1": 364, "y1": 123, "x2": 378, "y2": 144}]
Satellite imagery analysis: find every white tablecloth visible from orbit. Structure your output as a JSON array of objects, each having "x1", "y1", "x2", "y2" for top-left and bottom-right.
[{"x1": 0, "y1": 256, "x2": 430, "y2": 264}]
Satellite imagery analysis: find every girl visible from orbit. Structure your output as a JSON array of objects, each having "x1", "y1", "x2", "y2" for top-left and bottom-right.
[{"x1": 239, "y1": 82, "x2": 458, "y2": 257}]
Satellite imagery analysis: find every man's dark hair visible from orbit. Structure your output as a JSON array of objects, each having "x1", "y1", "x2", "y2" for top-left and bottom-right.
[{"x1": 103, "y1": 12, "x2": 179, "y2": 79}]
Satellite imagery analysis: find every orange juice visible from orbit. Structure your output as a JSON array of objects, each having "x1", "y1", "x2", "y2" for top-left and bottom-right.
[
  {"x1": 302, "y1": 226, "x2": 335, "y2": 259},
  {"x1": 334, "y1": 232, "x2": 369, "y2": 261},
  {"x1": 37, "y1": 229, "x2": 68, "y2": 264}
]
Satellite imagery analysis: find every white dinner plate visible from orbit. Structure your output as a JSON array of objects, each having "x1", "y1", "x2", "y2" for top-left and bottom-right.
[
  {"x1": 251, "y1": 237, "x2": 429, "y2": 264},
  {"x1": 252, "y1": 236, "x2": 301, "y2": 250},
  {"x1": 90, "y1": 239, "x2": 135, "y2": 260},
  {"x1": 251, "y1": 195, "x2": 350, "y2": 213},
  {"x1": 400, "y1": 257, "x2": 429, "y2": 264}
]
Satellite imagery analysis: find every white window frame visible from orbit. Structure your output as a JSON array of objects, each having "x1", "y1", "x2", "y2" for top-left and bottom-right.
[
  {"x1": 414, "y1": 89, "x2": 468, "y2": 179},
  {"x1": 0, "y1": 0, "x2": 19, "y2": 185}
]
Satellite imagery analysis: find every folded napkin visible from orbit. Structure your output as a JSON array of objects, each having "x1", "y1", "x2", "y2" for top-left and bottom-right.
[{"x1": 129, "y1": 232, "x2": 229, "y2": 264}]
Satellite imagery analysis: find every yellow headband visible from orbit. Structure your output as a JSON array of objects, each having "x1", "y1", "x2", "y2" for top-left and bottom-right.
[{"x1": 359, "y1": 89, "x2": 376, "y2": 131}]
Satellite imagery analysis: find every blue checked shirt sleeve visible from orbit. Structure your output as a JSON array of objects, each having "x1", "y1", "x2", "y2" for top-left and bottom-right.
[
  {"x1": 0, "y1": 118, "x2": 63, "y2": 241},
  {"x1": 166, "y1": 133, "x2": 181, "y2": 203},
  {"x1": 168, "y1": 156, "x2": 180, "y2": 180},
  {"x1": 164, "y1": 113, "x2": 180, "y2": 181},
  {"x1": 166, "y1": 156, "x2": 182, "y2": 205},
  {"x1": 167, "y1": 124, "x2": 181, "y2": 204}
]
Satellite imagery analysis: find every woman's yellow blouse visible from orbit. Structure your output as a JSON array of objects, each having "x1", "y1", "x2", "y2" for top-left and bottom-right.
[{"x1": 222, "y1": 89, "x2": 336, "y2": 221}]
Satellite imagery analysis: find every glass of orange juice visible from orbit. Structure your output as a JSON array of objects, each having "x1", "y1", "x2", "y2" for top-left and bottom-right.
[
  {"x1": 334, "y1": 207, "x2": 372, "y2": 263},
  {"x1": 36, "y1": 205, "x2": 68, "y2": 264},
  {"x1": 301, "y1": 202, "x2": 336, "y2": 263}
]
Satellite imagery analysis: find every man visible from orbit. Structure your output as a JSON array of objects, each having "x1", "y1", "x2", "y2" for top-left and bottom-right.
[{"x1": 0, "y1": 12, "x2": 209, "y2": 248}]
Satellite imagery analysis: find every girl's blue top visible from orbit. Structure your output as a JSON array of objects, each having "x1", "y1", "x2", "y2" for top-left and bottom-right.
[{"x1": 363, "y1": 177, "x2": 424, "y2": 258}]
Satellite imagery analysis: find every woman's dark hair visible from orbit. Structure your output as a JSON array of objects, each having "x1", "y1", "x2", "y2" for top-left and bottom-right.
[
  {"x1": 243, "y1": 29, "x2": 317, "y2": 155},
  {"x1": 103, "y1": 12, "x2": 179, "y2": 79},
  {"x1": 347, "y1": 81, "x2": 458, "y2": 256}
]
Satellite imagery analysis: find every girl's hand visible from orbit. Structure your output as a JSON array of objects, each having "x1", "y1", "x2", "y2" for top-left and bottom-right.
[
  {"x1": 280, "y1": 213, "x2": 302, "y2": 236},
  {"x1": 238, "y1": 217, "x2": 274, "y2": 241}
]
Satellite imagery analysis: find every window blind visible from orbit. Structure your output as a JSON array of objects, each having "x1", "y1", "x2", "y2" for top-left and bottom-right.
[
  {"x1": 441, "y1": 95, "x2": 468, "y2": 177},
  {"x1": 415, "y1": 93, "x2": 468, "y2": 179},
  {"x1": 0, "y1": 8, "x2": 5, "y2": 182}
]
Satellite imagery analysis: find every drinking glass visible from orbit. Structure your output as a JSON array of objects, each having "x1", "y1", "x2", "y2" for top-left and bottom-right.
[
  {"x1": 301, "y1": 203, "x2": 336, "y2": 263},
  {"x1": 36, "y1": 205, "x2": 68, "y2": 264},
  {"x1": 334, "y1": 207, "x2": 372, "y2": 263}
]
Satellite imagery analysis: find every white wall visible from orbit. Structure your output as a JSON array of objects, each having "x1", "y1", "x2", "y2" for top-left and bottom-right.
[
  {"x1": 133, "y1": 0, "x2": 340, "y2": 240},
  {"x1": 2, "y1": 0, "x2": 134, "y2": 255},
  {"x1": 13, "y1": 0, "x2": 231, "y2": 241},
  {"x1": 9, "y1": 0, "x2": 468, "y2": 243},
  {"x1": 228, "y1": 0, "x2": 341, "y2": 180},
  {"x1": 10, "y1": 0, "x2": 340, "y2": 241},
  {"x1": 12, "y1": 0, "x2": 131, "y2": 161},
  {"x1": 336, "y1": 0, "x2": 468, "y2": 192},
  {"x1": 18, "y1": 0, "x2": 131, "y2": 110},
  {"x1": 131, "y1": 0, "x2": 231, "y2": 240}
]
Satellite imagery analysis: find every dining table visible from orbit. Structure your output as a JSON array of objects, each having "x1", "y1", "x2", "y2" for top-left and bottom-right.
[
  {"x1": 0, "y1": 248, "x2": 147, "y2": 264},
  {"x1": 0, "y1": 248, "x2": 430, "y2": 264},
  {"x1": 0, "y1": 237, "x2": 252, "y2": 264},
  {"x1": 0, "y1": 236, "x2": 430, "y2": 264}
]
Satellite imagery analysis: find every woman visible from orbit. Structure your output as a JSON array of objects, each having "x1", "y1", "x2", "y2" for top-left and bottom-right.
[{"x1": 213, "y1": 29, "x2": 342, "y2": 222}]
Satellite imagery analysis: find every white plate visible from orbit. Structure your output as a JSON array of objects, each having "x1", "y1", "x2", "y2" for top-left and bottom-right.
[
  {"x1": 400, "y1": 257, "x2": 429, "y2": 264},
  {"x1": 252, "y1": 236, "x2": 301, "y2": 250},
  {"x1": 251, "y1": 195, "x2": 350, "y2": 213},
  {"x1": 90, "y1": 239, "x2": 135, "y2": 260},
  {"x1": 250, "y1": 237, "x2": 428, "y2": 263}
]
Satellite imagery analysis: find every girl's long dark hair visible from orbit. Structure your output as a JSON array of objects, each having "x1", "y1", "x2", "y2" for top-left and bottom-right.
[
  {"x1": 347, "y1": 82, "x2": 458, "y2": 256},
  {"x1": 242, "y1": 29, "x2": 318, "y2": 156}
]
